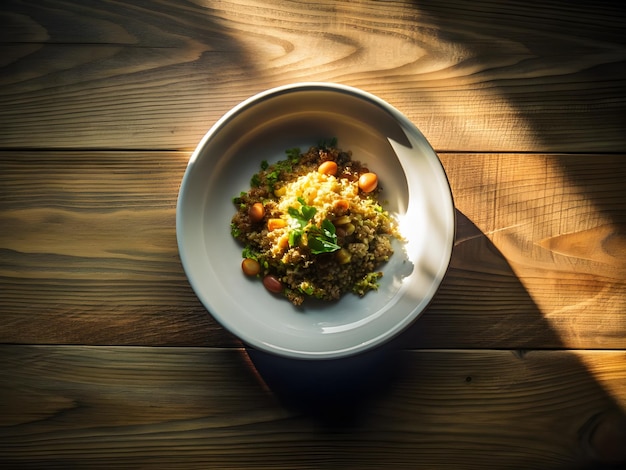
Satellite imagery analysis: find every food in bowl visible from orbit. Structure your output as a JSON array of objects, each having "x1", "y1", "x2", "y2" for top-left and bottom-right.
[{"x1": 230, "y1": 139, "x2": 403, "y2": 306}]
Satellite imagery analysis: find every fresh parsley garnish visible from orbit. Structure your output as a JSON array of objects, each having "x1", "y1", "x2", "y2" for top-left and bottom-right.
[
  {"x1": 287, "y1": 197, "x2": 340, "y2": 254},
  {"x1": 288, "y1": 197, "x2": 317, "y2": 226},
  {"x1": 287, "y1": 197, "x2": 316, "y2": 247},
  {"x1": 307, "y1": 219, "x2": 341, "y2": 254}
]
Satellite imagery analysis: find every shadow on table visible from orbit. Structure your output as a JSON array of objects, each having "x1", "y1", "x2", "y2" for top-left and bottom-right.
[
  {"x1": 237, "y1": 3, "x2": 626, "y2": 466},
  {"x1": 244, "y1": 209, "x2": 626, "y2": 469}
]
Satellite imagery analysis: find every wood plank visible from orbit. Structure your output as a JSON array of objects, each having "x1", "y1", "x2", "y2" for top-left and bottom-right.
[
  {"x1": 1, "y1": 151, "x2": 624, "y2": 348},
  {"x1": 0, "y1": 0, "x2": 624, "y2": 152},
  {"x1": 0, "y1": 151, "x2": 234, "y2": 347},
  {"x1": 411, "y1": 153, "x2": 626, "y2": 349},
  {"x1": 0, "y1": 346, "x2": 625, "y2": 469}
]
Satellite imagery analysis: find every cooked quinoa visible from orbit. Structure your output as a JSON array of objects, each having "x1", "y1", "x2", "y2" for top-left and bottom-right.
[{"x1": 231, "y1": 141, "x2": 402, "y2": 306}]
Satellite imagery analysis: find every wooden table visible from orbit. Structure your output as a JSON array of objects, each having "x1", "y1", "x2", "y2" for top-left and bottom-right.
[{"x1": 1, "y1": 1, "x2": 625, "y2": 469}]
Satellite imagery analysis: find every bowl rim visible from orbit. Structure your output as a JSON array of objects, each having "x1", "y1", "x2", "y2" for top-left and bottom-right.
[{"x1": 176, "y1": 82, "x2": 455, "y2": 359}]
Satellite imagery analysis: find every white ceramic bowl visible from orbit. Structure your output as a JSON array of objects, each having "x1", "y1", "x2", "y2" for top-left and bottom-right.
[{"x1": 177, "y1": 83, "x2": 454, "y2": 360}]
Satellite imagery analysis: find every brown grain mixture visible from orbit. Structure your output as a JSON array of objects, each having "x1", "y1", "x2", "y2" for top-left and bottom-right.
[{"x1": 231, "y1": 141, "x2": 401, "y2": 306}]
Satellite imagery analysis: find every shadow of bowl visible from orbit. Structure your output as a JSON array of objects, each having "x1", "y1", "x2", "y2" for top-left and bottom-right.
[{"x1": 245, "y1": 342, "x2": 408, "y2": 426}]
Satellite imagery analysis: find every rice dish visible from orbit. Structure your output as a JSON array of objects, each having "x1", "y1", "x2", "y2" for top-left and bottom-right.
[{"x1": 230, "y1": 140, "x2": 402, "y2": 306}]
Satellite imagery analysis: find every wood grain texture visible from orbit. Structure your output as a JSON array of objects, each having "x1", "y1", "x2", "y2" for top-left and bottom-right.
[
  {"x1": 0, "y1": 346, "x2": 624, "y2": 469},
  {"x1": 0, "y1": 0, "x2": 624, "y2": 152},
  {"x1": 1, "y1": 151, "x2": 623, "y2": 349},
  {"x1": 426, "y1": 153, "x2": 626, "y2": 349},
  {"x1": 0, "y1": 151, "x2": 233, "y2": 347},
  {"x1": 1, "y1": 1, "x2": 624, "y2": 469}
]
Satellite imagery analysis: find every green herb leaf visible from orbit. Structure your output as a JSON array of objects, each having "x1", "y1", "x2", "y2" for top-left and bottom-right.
[
  {"x1": 321, "y1": 218, "x2": 336, "y2": 238},
  {"x1": 289, "y1": 230, "x2": 301, "y2": 247},
  {"x1": 286, "y1": 147, "x2": 301, "y2": 161},
  {"x1": 308, "y1": 234, "x2": 341, "y2": 254},
  {"x1": 288, "y1": 207, "x2": 305, "y2": 229},
  {"x1": 289, "y1": 198, "x2": 317, "y2": 227},
  {"x1": 307, "y1": 219, "x2": 340, "y2": 254},
  {"x1": 287, "y1": 202, "x2": 339, "y2": 254},
  {"x1": 242, "y1": 245, "x2": 259, "y2": 260},
  {"x1": 266, "y1": 169, "x2": 280, "y2": 190},
  {"x1": 301, "y1": 204, "x2": 317, "y2": 221}
]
